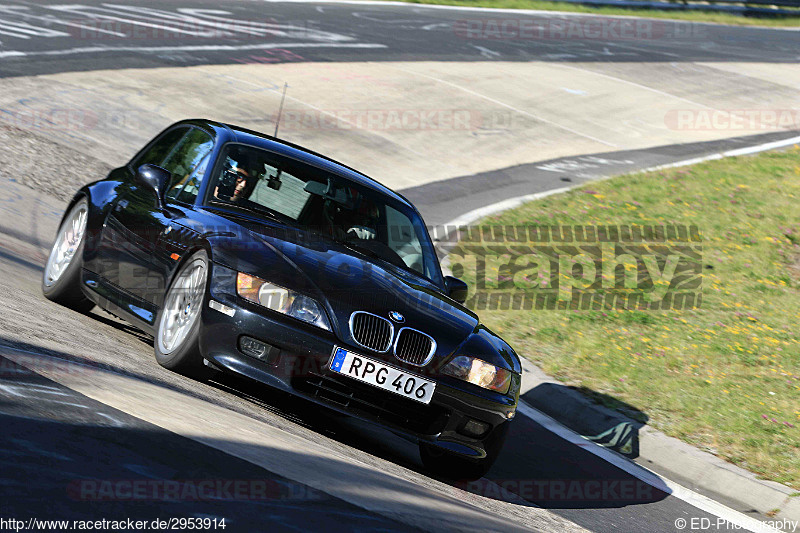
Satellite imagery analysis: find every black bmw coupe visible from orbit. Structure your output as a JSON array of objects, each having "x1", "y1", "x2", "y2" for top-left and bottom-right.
[{"x1": 42, "y1": 119, "x2": 522, "y2": 479}]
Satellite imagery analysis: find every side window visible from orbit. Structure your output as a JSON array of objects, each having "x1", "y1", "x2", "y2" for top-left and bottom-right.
[
  {"x1": 174, "y1": 155, "x2": 210, "y2": 204},
  {"x1": 131, "y1": 127, "x2": 188, "y2": 170},
  {"x1": 386, "y1": 205, "x2": 424, "y2": 274},
  {"x1": 163, "y1": 129, "x2": 214, "y2": 204}
]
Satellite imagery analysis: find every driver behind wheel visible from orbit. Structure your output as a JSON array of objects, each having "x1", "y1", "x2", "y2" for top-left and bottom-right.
[
  {"x1": 214, "y1": 150, "x2": 258, "y2": 202},
  {"x1": 214, "y1": 169, "x2": 249, "y2": 202},
  {"x1": 347, "y1": 202, "x2": 379, "y2": 241}
]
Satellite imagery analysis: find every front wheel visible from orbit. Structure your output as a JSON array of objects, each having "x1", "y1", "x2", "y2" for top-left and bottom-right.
[
  {"x1": 155, "y1": 250, "x2": 209, "y2": 376},
  {"x1": 42, "y1": 198, "x2": 94, "y2": 312},
  {"x1": 419, "y1": 424, "x2": 509, "y2": 481}
]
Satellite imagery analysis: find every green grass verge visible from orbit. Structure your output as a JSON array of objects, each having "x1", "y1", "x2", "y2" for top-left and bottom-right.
[
  {"x1": 454, "y1": 147, "x2": 800, "y2": 488},
  {"x1": 384, "y1": 0, "x2": 800, "y2": 27}
]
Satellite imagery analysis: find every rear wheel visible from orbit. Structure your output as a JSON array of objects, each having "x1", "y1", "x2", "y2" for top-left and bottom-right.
[
  {"x1": 155, "y1": 250, "x2": 209, "y2": 376},
  {"x1": 419, "y1": 424, "x2": 509, "y2": 481},
  {"x1": 42, "y1": 198, "x2": 94, "y2": 312}
]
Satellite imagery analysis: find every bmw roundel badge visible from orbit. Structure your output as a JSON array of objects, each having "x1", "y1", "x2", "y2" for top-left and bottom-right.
[{"x1": 389, "y1": 311, "x2": 405, "y2": 323}]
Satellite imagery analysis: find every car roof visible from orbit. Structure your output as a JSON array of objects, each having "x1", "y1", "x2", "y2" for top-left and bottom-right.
[{"x1": 178, "y1": 118, "x2": 415, "y2": 210}]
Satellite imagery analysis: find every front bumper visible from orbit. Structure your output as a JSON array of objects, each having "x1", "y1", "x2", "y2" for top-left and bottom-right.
[{"x1": 202, "y1": 265, "x2": 518, "y2": 459}]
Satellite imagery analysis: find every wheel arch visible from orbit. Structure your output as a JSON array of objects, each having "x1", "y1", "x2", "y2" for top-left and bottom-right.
[
  {"x1": 164, "y1": 243, "x2": 214, "y2": 301},
  {"x1": 61, "y1": 178, "x2": 120, "y2": 223},
  {"x1": 59, "y1": 190, "x2": 90, "y2": 227},
  {"x1": 153, "y1": 243, "x2": 212, "y2": 376}
]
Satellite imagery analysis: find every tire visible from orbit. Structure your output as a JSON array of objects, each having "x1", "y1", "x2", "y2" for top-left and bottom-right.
[
  {"x1": 154, "y1": 250, "x2": 209, "y2": 377},
  {"x1": 42, "y1": 198, "x2": 94, "y2": 313},
  {"x1": 419, "y1": 423, "x2": 509, "y2": 481}
]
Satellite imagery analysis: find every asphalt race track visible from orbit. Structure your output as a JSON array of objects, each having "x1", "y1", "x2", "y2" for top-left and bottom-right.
[
  {"x1": 0, "y1": 0, "x2": 798, "y2": 76},
  {"x1": 0, "y1": 1, "x2": 798, "y2": 532}
]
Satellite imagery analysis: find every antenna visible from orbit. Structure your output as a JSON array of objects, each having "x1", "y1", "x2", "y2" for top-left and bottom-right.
[{"x1": 274, "y1": 82, "x2": 288, "y2": 138}]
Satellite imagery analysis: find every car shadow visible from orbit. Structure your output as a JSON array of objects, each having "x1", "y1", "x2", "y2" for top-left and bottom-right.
[
  {"x1": 86, "y1": 308, "x2": 155, "y2": 348},
  {"x1": 485, "y1": 391, "x2": 666, "y2": 511},
  {"x1": 522, "y1": 383, "x2": 648, "y2": 459},
  {"x1": 0, "y1": 371, "x2": 425, "y2": 532},
  {"x1": 0, "y1": 333, "x2": 669, "y2": 516},
  {"x1": 202, "y1": 363, "x2": 671, "y2": 511}
]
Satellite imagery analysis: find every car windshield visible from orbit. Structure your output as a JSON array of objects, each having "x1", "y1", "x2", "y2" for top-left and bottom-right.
[{"x1": 206, "y1": 143, "x2": 443, "y2": 286}]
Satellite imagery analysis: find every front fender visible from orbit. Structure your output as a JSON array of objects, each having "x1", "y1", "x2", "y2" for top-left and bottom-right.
[
  {"x1": 205, "y1": 231, "x2": 327, "y2": 302},
  {"x1": 450, "y1": 324, "x2": 522, "y2": 374},
  {"x1": 63, "y1": 167, "x2": 127, "y2": 226},
  {"x1": 78, "y1": 173, "x2": 127, "y2": 268}
]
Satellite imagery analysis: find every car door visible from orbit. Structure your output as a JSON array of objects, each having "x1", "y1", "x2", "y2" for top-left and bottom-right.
[
  {"x1": 149, "y1": 129, "x2": 215, "y2": 307},
  {"x1": 100, "y1": 126, "x2": 214, "y2": 314}
]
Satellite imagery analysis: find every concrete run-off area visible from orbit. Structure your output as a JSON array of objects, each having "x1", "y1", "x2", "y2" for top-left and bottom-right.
[{"x1": 0, "y1": 59, "x2": 798, "y2": 191}]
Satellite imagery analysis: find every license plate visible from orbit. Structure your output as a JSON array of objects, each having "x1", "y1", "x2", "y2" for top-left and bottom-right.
[{"x1": 329, "y1": 347, "x2": 436, "y2": 405}]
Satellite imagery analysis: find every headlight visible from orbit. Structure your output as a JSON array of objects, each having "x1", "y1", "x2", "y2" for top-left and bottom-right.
[
  {"x1": 440, "y1": 355, "x2": 512, "y2": 393},
  {"x1": 236, "y1": 272, "x2": 331, "y2": 331}
]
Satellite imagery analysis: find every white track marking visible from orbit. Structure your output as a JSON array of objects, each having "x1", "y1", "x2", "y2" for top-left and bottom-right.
[
  {"x1": 643, "y1": 133, "x2": 800, "y2": 170},
  {"x1": 387, "y1": 64, "x2": 618, "y2": 147},
  {"x1": 441, "y1": 133, "x2": 800, "y2": 228},
  {"x1": 443, "y1": 187, "x2": 573, "y2": 229},
  {"x1": 47, "y1": 3, "x2": 348, "y2": 41},
  {"x1": 0, "y1": 29, "x2": 30, "y2": 39},
  {"x1": 603, "y1": 40, "x2": 681, "y2": 59},
  {"x1": 470, "y1": 44, "x2": 501, "y2": 59},
  {"x1": 0, "y1": 5, "x2": 129, "y2": 37},
  {"x1": 0, "y1": 42, "x2": 386, "y2": 58},
  {"x1": 0, "y1": 381, "x2": 126, "y2": 426},
  {"x1": 46, "y1": 5, "x2": 221, "y2": 37},
  {"x1": 516, "y1": 402, "x2": 783, "y2": 533},
  {"x1": 0, "y1": 17, "x2": 70, "y2": 38},
  {"x1": 195, "y1": 69, "x2": 444, "y2": 163},
  {"x1": 111, "y1": 5, "x2": 353, "y2": 42},
  {"x1": 548, "y1": 62, "x2": 713, "y2": 109},
  {"x1": 0, "y1": 383, "x2": 71, "y2": 397},
  {"x1": 0, "y1": 4, "x2": 351, "y2": 41},
  {"x1": 420, "y1": 22, "x2": 451, "y2": 31},
  {"x1": 36, "y1": 18, "x2": 127, "y2": 38},
  {"x1": 256, "y1": 0, "x2": 800, "y2": 31}
]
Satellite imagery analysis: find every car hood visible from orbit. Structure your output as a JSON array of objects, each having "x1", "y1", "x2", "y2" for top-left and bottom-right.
[{"x1": 202, "y1": 211, "x2": 520, "y2": 372}]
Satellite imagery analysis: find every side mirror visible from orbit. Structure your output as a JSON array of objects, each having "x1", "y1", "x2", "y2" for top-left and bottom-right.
[
  {"x1": 444, "y1": 276, "x2": 469, "y2": 304},
  {"x1": 135, "y1": 164, "x2": 171, "y2": 209}
]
